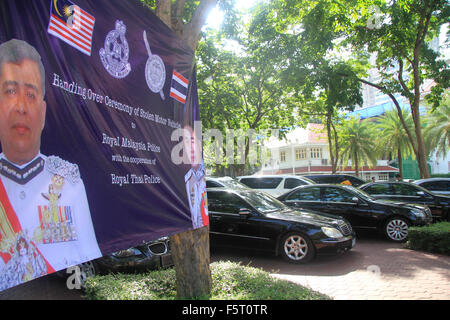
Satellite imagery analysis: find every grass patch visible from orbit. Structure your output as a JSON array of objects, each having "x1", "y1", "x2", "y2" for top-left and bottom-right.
[
  {"x1": 405, "y1": 222, "x2": 450, "y2": 255},
  {"x1": 84, "y1": 261, "x2": 330, "y2": 300}
]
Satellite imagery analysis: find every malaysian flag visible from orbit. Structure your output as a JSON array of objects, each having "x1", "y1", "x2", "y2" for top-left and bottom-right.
[
  {"x1": 170, "y1": 70, "x2": 189, "y2": 104},
  {"x1": 47, "y1": 0, "x2": 95, "y2": 56}
]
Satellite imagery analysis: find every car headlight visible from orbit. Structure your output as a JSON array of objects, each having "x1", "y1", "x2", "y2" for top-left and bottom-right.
[
  {"x1": 411, "y1": 209, "x2": 425, "y2": 219},
  {"x1": 321, "y1": 227, "x2": 344, "y2": 238}
]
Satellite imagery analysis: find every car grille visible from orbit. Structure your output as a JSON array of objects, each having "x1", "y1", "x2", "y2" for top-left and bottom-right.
[
  {"x1": 148, "y1": 241, "x2": 168, "y2": 255},
  {"x1": 338, "y1": 221, "x2": 352, "y2": 236}
]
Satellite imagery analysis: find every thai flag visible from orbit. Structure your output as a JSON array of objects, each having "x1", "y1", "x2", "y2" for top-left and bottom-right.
[
  {"x1": 47, "y1": 0, "x2": 95, "y2": 56},
  {"x1": 170, "y1": 70, "x2": 189, "y2": 104}
]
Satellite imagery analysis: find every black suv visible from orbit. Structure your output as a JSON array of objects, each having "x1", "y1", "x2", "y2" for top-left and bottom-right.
[
  {"x1": 304, "y1": 174, "x2": 366, "y2": 187},
  {"x1": 359, "y1": 181, "x2": 450, "y2": 221},
  {"x1": 278, "y1": 184, "x2": 432, "y2": 242}
]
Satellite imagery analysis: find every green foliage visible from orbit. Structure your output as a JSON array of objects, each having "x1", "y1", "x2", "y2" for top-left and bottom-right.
[
  {"x1": 338, "y1": 117, "x2": 378, "y2": 173},
  {"x1": 376, "y1": 109, "x2": 415, "y2": 156},
  {"x1": 406, "y1": 222, "x2": 450, "y2": 256},
  {"x1": 269, "y1": 0, "x2": 449, "y2": 179},
  {"x1": 84, "y1": 261, "x2": 330, "y2": 300},
  {"x1": 423, "y1": 92, "x2": 450, "y2": 157}
]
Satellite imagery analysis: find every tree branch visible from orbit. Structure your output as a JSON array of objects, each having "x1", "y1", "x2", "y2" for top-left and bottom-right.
[
  {"x1": 338, "y1": 73, "x2": 419, "y2": 156},
  {"x1": 183, "y1": 0, "x2": 218, "y2": 50}
]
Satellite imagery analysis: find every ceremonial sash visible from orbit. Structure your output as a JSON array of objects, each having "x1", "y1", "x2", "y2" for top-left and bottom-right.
[
  {"x1": 200, "y1": 192, "x2": 209, "y2": 227},
  {"x1": 0, "y1": 179, "x2": 55, "y2": 273}
]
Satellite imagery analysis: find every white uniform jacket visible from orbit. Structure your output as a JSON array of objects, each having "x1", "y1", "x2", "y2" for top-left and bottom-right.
[{"x1": 0, "y1": 153, "x2": 101, "y2": 291}]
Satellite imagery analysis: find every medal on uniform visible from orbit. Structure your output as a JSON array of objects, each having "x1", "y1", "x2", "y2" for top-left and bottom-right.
[{"x1": 37, "y1": 175, "x2": 77, "y2": 244}]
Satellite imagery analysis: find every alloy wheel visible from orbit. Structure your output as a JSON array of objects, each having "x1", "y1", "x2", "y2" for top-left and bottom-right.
[
  {"x1": 386, "y1": 219, "x2": 409, "y2": 241},
  {"x1": 283, "y1": 235, "x2": 308, "y2": 261}
]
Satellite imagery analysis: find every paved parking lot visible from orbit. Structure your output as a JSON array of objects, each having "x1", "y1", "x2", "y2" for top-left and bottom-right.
[
  {"x1": 211, "y1": 232, "x2": 450, "y2": 300},
  {"x1": 1, "y1": 232, "x2": 449, "y2": 300}
]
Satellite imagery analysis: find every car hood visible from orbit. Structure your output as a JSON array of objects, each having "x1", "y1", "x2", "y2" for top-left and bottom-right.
[{"x1": 265, "y1": 208, "x2": 343, "y2": 228}]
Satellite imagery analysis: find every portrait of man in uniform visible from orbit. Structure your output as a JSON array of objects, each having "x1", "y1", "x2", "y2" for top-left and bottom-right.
[
  {"x1": 0, "y1": 39, "x2": 101, "y2": 291},
  {"x1": 182, "y1": 124, "x2": 208, "y2": 229}
]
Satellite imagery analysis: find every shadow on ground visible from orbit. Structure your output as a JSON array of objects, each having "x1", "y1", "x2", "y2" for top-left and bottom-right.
[{"x1": 210, "y1": 229, "x2": 450, "y2": 280}]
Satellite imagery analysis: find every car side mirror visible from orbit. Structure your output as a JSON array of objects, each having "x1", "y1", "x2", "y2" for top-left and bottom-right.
[
  {"x1": 351, "y1": 197, "x2": 359, "y2": 203},
  {"x1": 239, "y1": 208, "x2": 251, "y2": 217}
]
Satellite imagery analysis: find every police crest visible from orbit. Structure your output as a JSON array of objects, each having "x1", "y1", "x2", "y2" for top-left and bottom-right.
[
  {"x1": 100, "y1": 20, "x2": 131, "y2": 79},
  {"x1": 143, "y1": 30, "x2": 166, "y2": 100}
]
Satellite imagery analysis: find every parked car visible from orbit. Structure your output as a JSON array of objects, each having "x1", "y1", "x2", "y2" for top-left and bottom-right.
[
  {"x1": 304, "y1": 174, "x2": 366, "y2": 187},
  {"x1": 237, "y1": 175, "x2": 315, "y2": 197},
  {"x1": 207, "y1": 188, "x2": 356, "y2": 263},
  {"x1": 61, "y1": 237, "x2": 173, "y2": 287},
  {"x1": 413, "y1": 178, "x2": 450, "y2": 196},
  {"x1": 359, "y1": 181, "x2": 450, "y2": 221},
  {"x1": 206, "y1": 176, "x2": 249, "y2": 189},
  {"x1": 277, "y1": 184, "x2": 432, "y2": 242}
]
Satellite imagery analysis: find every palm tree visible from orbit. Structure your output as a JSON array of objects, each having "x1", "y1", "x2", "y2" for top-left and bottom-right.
[
  {"x1": 338, "y1": 116, "x2": 378, "y2": 177},
  {"x1": 376, "y1": 109, "x2": 415, "y2": 179},
  {"x1": 423, "y1": 93, "x2": 450, "y2": 159}
]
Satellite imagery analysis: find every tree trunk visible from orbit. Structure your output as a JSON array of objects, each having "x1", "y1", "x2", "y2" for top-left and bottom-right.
[
  {"x1": 397, "y1": 148, "x2": 403, "y2": 179},
  {"x1": 354, "y1": 152, "x2": 359, "y2": 177},
  {"x1": 154, "y1": 0, "x2": 218, "y2": 299},
  {"x1": 170, "y1": 226, "x2": 211, "y2": 299},
  {"x1": 326, "y1": 116, "x2": 337, "y2": 173}
]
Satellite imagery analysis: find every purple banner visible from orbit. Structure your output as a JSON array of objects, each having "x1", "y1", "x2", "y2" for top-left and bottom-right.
[{"x1": 0, "y1": 0, "x2": 208, "y2": 291}]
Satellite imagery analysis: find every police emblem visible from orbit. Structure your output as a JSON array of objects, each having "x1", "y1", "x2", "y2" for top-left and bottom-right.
[
  {"x1": 100, "y1": 20, "x2": 131, "y2": 79},
  {"x1": 143, "y1": 30, "x2": 166, "y2": 100}
]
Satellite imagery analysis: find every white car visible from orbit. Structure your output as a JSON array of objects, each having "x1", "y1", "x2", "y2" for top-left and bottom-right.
[
  {"x1": 206, "y1": 176, "x2": 249, "y2": 189},
  {"x1": 237, "y1": 175, "x2": 315, "y2": 197}
]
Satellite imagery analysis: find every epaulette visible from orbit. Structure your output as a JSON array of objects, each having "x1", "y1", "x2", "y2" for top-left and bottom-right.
[{"x1": 45, "y1": 156, "x2": 81, "y2": 185}]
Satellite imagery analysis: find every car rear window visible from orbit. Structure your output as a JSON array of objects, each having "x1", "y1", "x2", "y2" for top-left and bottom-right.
[
  {"x1": 421, "y1": 181, "x2": 450, "y2": 192},
  {"x1": 240, "y1": 177, "x2": 283, "y2": 189},
  {"x1": 284, "y1": 178, "x2": 308, "y2": 189},
  {"x1": 286, "y1": 187, "x2": 321, "y2": 201},
  {"x1": 392, "y1": 184, "x2": 422, "y2": 196},
  {"x1": 363, "y1": 184, "x2": 390, "y2": 195}
]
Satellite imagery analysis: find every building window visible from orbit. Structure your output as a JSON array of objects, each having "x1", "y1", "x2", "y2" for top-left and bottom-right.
[
  {"x1": 295, "y1": 148, "x2": 306, "y2": 160},
  {"x1": 310, "y1": 147, "x2": 322, "y2": 159},
  {"x1": 280, "y1": 151, "x2": 286, "y2": 163},
  {"x1": 378, "y1": 173, "x2": 388, "y2": 181}
]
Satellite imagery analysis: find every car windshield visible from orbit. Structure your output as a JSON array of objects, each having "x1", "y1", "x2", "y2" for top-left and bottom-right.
[
  {"x1": 342, "y1": 185, "x2": 376, "y2": 201},
  {"x1": 239, "y1": 191, "x2": 287, "y2": 213}
]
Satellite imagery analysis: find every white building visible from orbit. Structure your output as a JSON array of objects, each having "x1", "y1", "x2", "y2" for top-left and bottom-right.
[{"x1": 260, "y1": 123, "x2": 399, "y2": 181}]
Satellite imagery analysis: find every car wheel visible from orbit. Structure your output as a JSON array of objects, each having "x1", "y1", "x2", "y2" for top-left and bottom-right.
[
  {"x1": 280, "y1": 232, "x2": 315, "y2": 263},
  {"x1": 384, "y1": 217, "x2": 409, "y2": 242}
]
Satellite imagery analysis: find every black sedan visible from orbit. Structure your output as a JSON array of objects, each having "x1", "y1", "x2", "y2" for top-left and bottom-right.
[
  {"x1": 277, "y1": 184, "x2": 432, "y2": 242},
  {"x1": 207, "y1": 188, "x2": 356, "y2": 264},
  {"x1": 61, "y1": 237, "x2": 173, "y2": 288},
  {"x1": 413, "y1": 178, "x2": 450, "y2": 196},
  {"x1": 359, "y1": 181, "x2": 450, "y2": 221}
]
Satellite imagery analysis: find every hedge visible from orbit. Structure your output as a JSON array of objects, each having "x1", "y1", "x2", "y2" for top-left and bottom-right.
[{"x1": 406, "y1": 222, "x2": 450, "y2": 255}]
